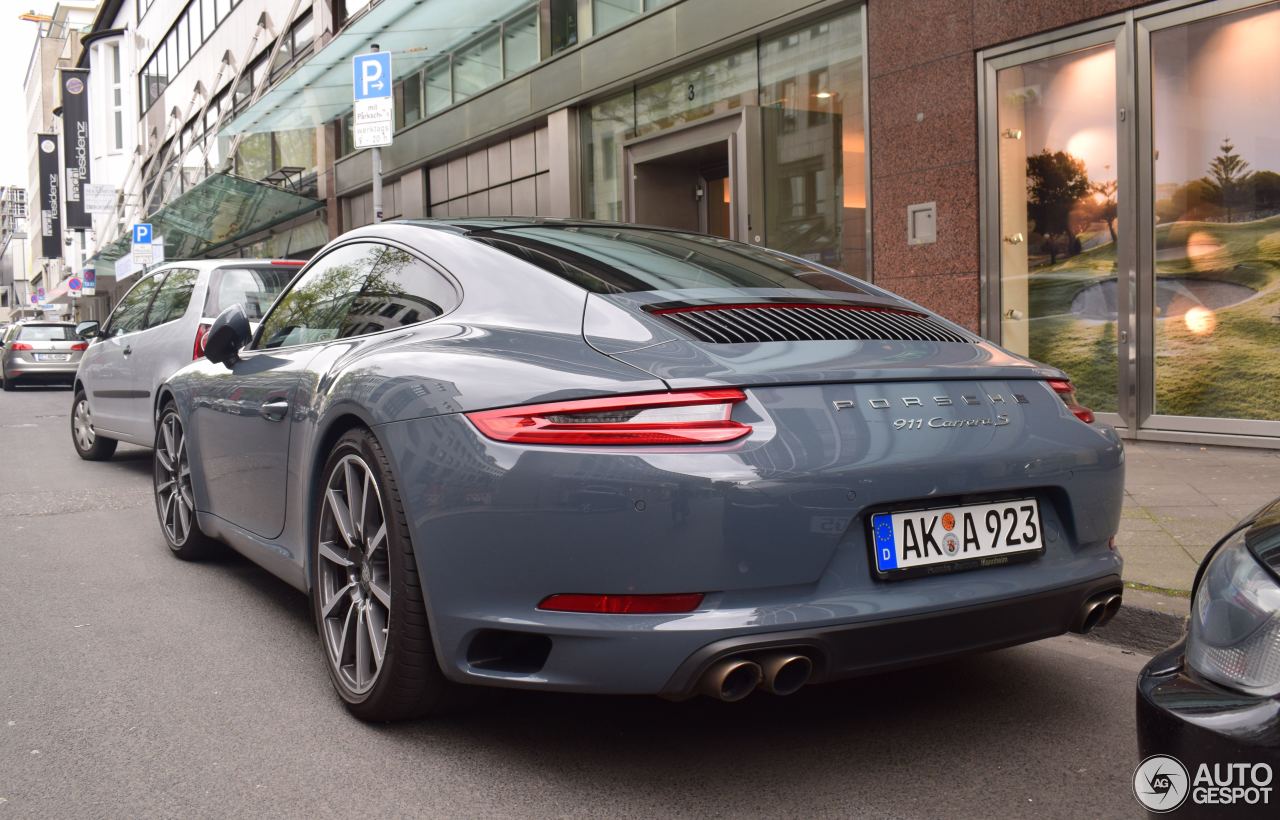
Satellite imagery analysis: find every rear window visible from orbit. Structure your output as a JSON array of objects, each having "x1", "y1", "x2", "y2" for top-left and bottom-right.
[
  {"x1": 16, "y1": 324, "x2": 77, "y2": 341},
  {"x1": 204, "y1": 266, "x2": 295, "y2": 320},
  {"x1": 470, "y1": 226, "x2": 867, "y2": 296}
]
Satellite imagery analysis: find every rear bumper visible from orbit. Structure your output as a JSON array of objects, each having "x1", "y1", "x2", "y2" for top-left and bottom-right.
[
  {"x1": 1137, "y1": 640, "x2": 1280, "y2": 818},
  {"x1": 5, "y1": 358, "x2": 80, "y2": 379}
]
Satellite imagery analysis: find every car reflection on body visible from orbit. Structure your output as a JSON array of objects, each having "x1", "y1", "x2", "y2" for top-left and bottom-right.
[
  {"x1": 150, "y1": 219, "x2": 1125, "y2": 721},
  {"x1": 1137, "y1": 497, "x2": 1280, "y2": 813}
]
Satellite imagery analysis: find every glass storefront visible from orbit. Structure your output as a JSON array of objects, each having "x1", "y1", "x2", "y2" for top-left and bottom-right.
[
  {"x1": 985, "y1": 0, "x2": 1280, "y2": 439},
  {"x1": 1150, "y1": 1, "x2": 1280, "y2": 422},
  {"x1": 580, "y1": 7, "x2": 868, "y2": 277},
  {"x1": 994, "y1": 43, "x2": 1120, "y2": 413}
]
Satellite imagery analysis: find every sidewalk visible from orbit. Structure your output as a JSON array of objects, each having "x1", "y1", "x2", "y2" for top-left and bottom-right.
[{"x1": 1119, "y1": 440, "x2": 1280, "y2": 593}]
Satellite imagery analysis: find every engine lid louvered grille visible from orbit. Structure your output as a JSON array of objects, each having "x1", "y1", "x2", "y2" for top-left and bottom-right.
[{"x1": 649, "y1": 303, "x2": 974, "y2": 345}]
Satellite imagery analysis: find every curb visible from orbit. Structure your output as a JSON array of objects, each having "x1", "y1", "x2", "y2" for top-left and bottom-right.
[{"x1": 1086, "y1": 586, "x2": 1188, "y2": 655}]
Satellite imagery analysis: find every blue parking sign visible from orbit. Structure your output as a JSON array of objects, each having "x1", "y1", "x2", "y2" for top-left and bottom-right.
[
  {"x1": 353, "y1": 52, "x2": 392, "y2": 101},
  {"x1": 132, "y1": 223, "x2": 152, "y2": 245}
]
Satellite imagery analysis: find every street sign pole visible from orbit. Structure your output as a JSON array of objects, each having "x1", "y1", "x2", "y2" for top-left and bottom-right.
[{"x1": 370, "y1": 43, "x2": 383, "y2": 224}]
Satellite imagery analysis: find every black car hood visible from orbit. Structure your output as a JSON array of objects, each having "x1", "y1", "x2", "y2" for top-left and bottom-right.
[{"x1": 1245, "y1": 497, "x2": 1280, "y2": 578}]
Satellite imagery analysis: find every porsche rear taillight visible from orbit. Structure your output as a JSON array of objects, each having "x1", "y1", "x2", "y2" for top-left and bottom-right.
[
  {"x1": 1048, "y1": 379, "x2": 1094, "y2": 424},
  {"x1": 538, "y1": 593, "x2": 705, "y2": 614},
  {"x1": 192, "y1": 322, "x2": 212, "y2": 360},
  {"x1": 466, "y1": 390, "x2": 751, "y2": 445}
]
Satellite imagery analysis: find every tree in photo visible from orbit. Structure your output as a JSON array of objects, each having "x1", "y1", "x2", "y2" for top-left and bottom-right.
[
  {"x1": 1203, "y1": 138, "x2": 1251, "y2": 223},
  {"x1": 1090, "y1": 178, "x2": 1118, "y2": 242},
  {"x1": 1026, "y1": 149, "x2": 1091, "y2": 264}
]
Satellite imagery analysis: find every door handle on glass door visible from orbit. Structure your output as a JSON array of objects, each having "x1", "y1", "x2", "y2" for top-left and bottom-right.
[{"x1": 261, "y1": 399, "x2": 290, "y2": 422}]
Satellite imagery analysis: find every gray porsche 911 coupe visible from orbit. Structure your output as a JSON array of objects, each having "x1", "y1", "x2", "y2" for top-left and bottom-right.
[{"x1": 153, "y1": 219, "x2": 1125, "y2": 721}]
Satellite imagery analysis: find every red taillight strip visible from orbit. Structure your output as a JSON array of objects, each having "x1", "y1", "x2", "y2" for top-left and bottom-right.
[
  {"x1": 270, "y1": 259, "x2": 307, "y2": 266},
  {"x1": 649, "y1": 302, "x2": 927, "y2": 318},
  {"x1": 1048, "y1": 379, "x2": 1095, "y2": 424},
  {"x1": 538, "y1": 593, "x2": 705, "y2": 614},
  {"x1": 466, "y1": 389, "x2": 751, "y2": 445}
]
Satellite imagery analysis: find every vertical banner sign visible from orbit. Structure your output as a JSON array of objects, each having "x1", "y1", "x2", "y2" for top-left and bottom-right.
[
  {"x1": 60, "y1": 69, "x2": 91, "y2": 229},
  {"x1": 37, "y1": 133, "x2": 62, "y2": 258}
]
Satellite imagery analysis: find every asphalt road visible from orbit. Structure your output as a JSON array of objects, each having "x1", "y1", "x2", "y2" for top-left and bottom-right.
[{"x1": 0, "y1": 385, "x2": 1151, "y2": 818}]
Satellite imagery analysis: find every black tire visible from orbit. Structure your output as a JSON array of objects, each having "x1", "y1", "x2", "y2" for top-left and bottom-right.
[
  {"x1": 312, "y1": 427, "x2": 458, "y2": 721},
  {"x1": 154, "y1": 402, "x2": 218, "y2": 560},
  {"x1": 2, "y1": 377, "x2": 15, "y2": 391},
  {"x1": 71, "y1": 389, "x2": 118, "y2": 460}
]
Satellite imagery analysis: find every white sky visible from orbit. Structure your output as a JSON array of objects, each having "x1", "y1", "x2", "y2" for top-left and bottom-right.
[{"x1": 0, "y1": 0, "x2": 58, "y2": 188}]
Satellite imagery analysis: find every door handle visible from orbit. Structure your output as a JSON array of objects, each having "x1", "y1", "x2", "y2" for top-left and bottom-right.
[
  {"x1": 122, "y1": 346, "x2": 132, "y2": 356},
  {"x1": 261, "y1": 399, "x2": 290, "y2": 422}
]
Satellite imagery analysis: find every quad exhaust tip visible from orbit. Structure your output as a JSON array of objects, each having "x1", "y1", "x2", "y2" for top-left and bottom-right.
[
  {"x1": 759, "y1": 653, "x2": 813, "y2": 696},
  {"x1": 1073, "y1": 592, "x2": 1123, "y2": 634}
]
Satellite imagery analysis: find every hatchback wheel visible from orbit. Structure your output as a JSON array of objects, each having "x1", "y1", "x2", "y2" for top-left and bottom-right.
[
  {"x1": 71, "y1": 389, "x2": 118, "y2": 460},
  {"x1": 154, "y1": 403, "x2": 216, "y2": 559},
  {"x1": 313, "y1": 427, "x2": 455, "y2": 721}
]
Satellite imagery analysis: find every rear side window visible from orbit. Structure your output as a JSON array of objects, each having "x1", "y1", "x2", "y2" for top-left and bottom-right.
[
  {"x1": 471, "y1": 226, "x2": 867, "y2": 296},
  {"x1": 16, "y1": 325, "x2": 77, "y2": 341},
  {"x1": 205, "y1": 266, "x2": 295, "y2": 320},
  {"x1": 343, "y1": 247, "x2": 457, "y2": 333},
  {"x1": 256, "y1": 243, "x2": 385, "y2": 349},
  {"x1": 106, "y1": 273, "x2": 163, "y2": 335},
  {"x1": 145, "y1": 268, "x2": 199, "y2": 328}
]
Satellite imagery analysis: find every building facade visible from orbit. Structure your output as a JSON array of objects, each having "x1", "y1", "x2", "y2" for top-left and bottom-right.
[{"x1": 75, "y1": 0, "x2": 1280, "y2": 447}]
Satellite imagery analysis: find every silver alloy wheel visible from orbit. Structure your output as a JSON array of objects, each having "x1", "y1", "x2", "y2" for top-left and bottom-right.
[
  {"x1": 318, "y1": 454, "x2": 391, "y2": 695},
  {"x1": 154, "y1": 412, "x2": 194, "y2": 545},
  {"x1": 73, "y1": 397, "x2": 96, "y2": 451}
]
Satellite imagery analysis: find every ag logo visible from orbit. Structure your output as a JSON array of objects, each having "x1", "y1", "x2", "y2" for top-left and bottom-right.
[
  {"x1": 66, "y1": 77, "x2": 84, "y2": 94},
  {"x1": 1134, "y1": 755, "x2": 1189, "y2": 813},
  {"x1": 40, "y1": 139, "x2": 56, "y2": 154}
]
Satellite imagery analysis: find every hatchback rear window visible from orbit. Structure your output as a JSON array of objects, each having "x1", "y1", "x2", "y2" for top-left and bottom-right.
[
  {"x1": 16, "y1": 325, "x2": 77, "y2": 341},
  {"x1": 470, "y1": 226, "x2": 867, "y2": 296},
  {"x1": 204, "y1": 266, "x2": 296, "y2": 320}
]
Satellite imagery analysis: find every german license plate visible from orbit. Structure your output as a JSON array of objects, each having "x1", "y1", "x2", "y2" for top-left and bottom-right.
[
  {"x1": 870, "y1": 499, "x2": 1043, "y2": 579},
  {"x1": 35, "y1": 353, "x2": 70, "y2": 362}
]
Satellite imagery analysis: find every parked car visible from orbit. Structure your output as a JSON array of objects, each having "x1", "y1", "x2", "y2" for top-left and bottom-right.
[
  {"x1": 1, "y1": 320, "x2": 86, "y2": 390},
  {"x1": 70, "y1": 259, "x2": 303, "y2": 460},
  {"x1": 153, "y1": 219, "x2": 1125, "y2": 721},
  {"x1": 1137, "y1": 497, "x2": 1280, "y2": 807}
]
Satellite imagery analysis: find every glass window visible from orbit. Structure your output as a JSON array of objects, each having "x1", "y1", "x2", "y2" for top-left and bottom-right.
[
  {"x1": 106, "y1": 274, "x2": 163, "y2": 336},
  {"x1": 176, "y1": 16, "x2": 188, "y2": 67},
  {"x1": 237, "y1": 132, "x2": 272, "y2": 179},
  {"x1": 759, "y1": 12, "x2": 864, "y2": 275},
  {"x1": 425, "y1": 60, "x2": 451, "y2": 114},
  {"x1": 1150, "y1": 1, "x2": 1280, "y2": 421},
  {"x1": 634, "y1": 47, "x2": 757, "y2": 138},
  {"x1": 550, "y1": 0, "x2": 577, "y2": 53},
  {"x1": 580, "y1": 90, "x2": 634, "y2": 220},
  {"x1": 202, "y1": 0, "x2": 216, "y2": 41},
  {"x1": 397, "y1": 72, "x2": 422, "y2": 129},
  {"x1": 994, "y1": 43, "x2": 1119, "y2": 414},
  {"x1": 471, "y1": 226, "x2": 868, "y2": 295},
  {"x1": 593, "y1": 0, "x2": 641, "y2": 34},
  {"x1": 293, "y1": 11, "x2": 314, "y2": 54},
  {"x1": 190, "y1": 1, "x2": 203, "y2": 45},
  {"x1": 215, "y1": 0, "x2": 229, "y2": 24},
  {"x1": 15, "y1": 324, "x2": 77, "y2": 342},
  {"x1": 273, "y1": 128, "x2": 315, "y2": 172},
  {"x1": 354, "y1": 247, "x2": 457, "y2": 328},
  {"x1": 257, "y1": 243, "x2": 386, "y2": 349},
  {"x1": 146, "y1": 269, "x2": 199, "y2": 328},
  {"x1": 205, "y1": 265, "x2": 295, "y2": 320},
  {"x1": 503, "y1": 9, "x2": 539, "y2": 77},
  {"x1": 453, "y1": 31, "x2": 501, "y2": 101}
]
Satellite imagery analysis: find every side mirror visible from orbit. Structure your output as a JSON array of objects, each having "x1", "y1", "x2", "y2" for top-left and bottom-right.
[
  {"x1": 204, "y1": 304, "x2": 252, "y2": 367},
  {"x1": 76, "y1": 320, "x2": 100, "y2": 340}
]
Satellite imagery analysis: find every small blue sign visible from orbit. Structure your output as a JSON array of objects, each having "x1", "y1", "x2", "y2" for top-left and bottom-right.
[
  {"x1": 132, "y1": 223, "x2": 152, "y2": 245},
  {"x1": 352, "y1": 52, "x2": 392, "y2": 101}
]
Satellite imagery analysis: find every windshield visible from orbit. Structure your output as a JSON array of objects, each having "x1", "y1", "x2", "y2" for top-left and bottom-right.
[
  {"x1": 16, "y1": 324, "x2": 76, "y2": 341},
  {"x1": 205, "y1": 266, "x2": 295, "y2": 320},
  {"x1": 470, "y1": 226, "x2": 867, "y2": 296}
]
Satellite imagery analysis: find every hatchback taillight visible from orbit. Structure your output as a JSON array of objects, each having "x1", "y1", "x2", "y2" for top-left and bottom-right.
[
  {"x1": 70, "y1": 342, "x2": 88, "y2": 351},
  {"x1": 9, "y1": 342, "x2": 32, "y2": 351},
  {"x1": 1048, "y1": 379, "x2": 1094, "y2": 424},
  {"x1": 193, "y1": 322, "x2": 212, "y2": 360},
  {"x1": 466, "y1": 390, "x2": 751, "y2": 445}
]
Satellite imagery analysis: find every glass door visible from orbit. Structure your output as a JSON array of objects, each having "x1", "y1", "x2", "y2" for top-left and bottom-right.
[
  {"x1": 1139, "y1": 0, "x2": 1280, "y2": 437},
  {"x1": 984, "y1": 28, "x2": 1131, "y2": 425}
]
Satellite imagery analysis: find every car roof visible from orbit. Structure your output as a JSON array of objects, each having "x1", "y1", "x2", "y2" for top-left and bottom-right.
[
  {"x1": 140, "y1": 258, "x2": 292, "y2": 272},
  {"x1": 394, "y1": 217, "x2": 694, "y2": 235}
]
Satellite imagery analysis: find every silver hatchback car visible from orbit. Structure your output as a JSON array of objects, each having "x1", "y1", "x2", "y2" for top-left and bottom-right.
[
  {"x1": 1, "y1": 321, "x2": 86, "y2": 390},
  {"x1": 71, "y1": 259, "x2": 303, "y2": 459}
]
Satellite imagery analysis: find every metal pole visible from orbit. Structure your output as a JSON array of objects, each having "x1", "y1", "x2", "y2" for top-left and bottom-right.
[{"x1": 371, "y1": 43, "x2": 383, "y2": 224}]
